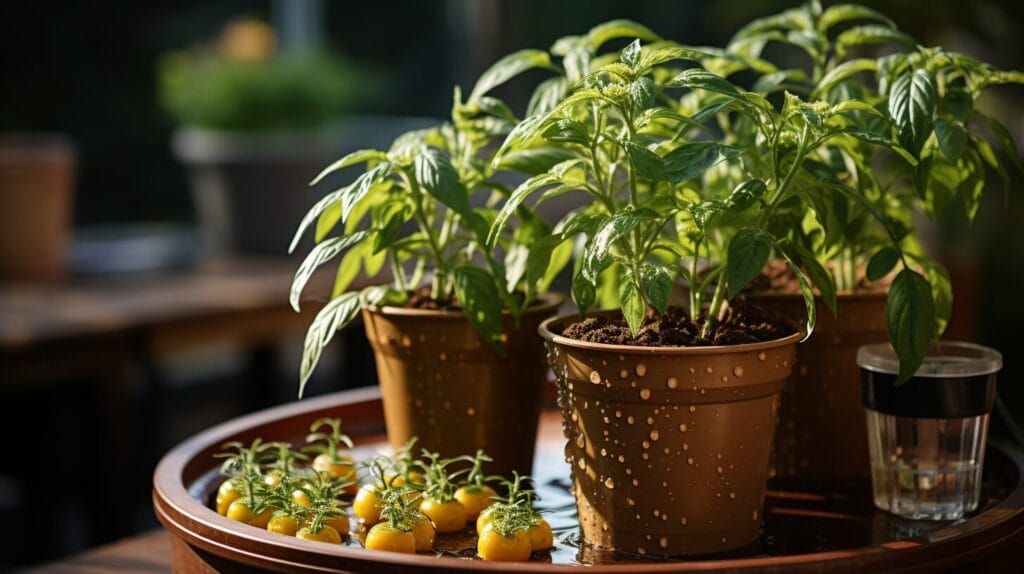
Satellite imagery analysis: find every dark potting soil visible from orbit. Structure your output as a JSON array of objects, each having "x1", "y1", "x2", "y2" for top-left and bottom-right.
[
  {"x1": 561, "y1": 304, "x2": 795, "y2": 347},
  {"x1": 404, "y1": 286, "x2": 529, "y2": 311}
]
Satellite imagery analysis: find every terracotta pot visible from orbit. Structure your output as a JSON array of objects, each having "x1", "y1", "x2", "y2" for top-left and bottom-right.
[
  {"x1": 0, "y1": 134, "x2": 75, "y2": 281},
  {"x1": 362, "y1": 294, "x2": 563, "y2": 479},
  {"x1": 540, "y1": 311, "x2": 799, "y2": 556},
  {"x1": 747, "y1": 292, "x2": 887, "y2": 481}
]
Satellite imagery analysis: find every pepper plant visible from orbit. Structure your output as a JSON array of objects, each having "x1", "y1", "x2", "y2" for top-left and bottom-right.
[
  {"x1": 718, "y1": 0, "x2": 1023, "y2": 381},
  {"x1": 290, "y1": 51, "x2": 565, "y2": 396}
]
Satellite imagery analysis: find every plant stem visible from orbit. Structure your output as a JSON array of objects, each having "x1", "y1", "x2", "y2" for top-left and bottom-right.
[
  {"x1": 689, "y1": 239, "x2": 701, "y2": 318},
  {"x1": 701, "y1": 273, "x2": 728, "y2": 338},
  {"x1": 401, "y1": 169, "x2": 447, "y2": 300}
]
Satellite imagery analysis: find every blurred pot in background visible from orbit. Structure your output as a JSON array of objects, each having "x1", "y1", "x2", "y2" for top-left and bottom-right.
[
  {"x1": 160, "y1": 18, "x2": 432, "y2": 255},
  {"x1": 0, "y1": 134, "x2": 76, "y2": 281}
]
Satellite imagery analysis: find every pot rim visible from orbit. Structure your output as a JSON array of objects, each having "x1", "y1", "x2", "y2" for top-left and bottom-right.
[
  {"x1": 539, "y1": 310, "x2": 803, "y2": 355},
  {"x1": 365, "y1": 291, "x2": 564, "y2": 320}
]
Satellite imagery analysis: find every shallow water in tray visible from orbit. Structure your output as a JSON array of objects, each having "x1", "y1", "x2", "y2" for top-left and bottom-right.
[{"x1": 194, "y1": 441, "x2": 999, "y2": 565}]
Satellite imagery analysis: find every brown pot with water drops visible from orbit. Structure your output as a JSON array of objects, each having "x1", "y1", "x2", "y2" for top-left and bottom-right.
[
  {"x1": 362, "y1": 293, "x2": 562, "y2": 479},
  {"x1": 540, "y1": 310, "x2": 800, "y2": 556}
]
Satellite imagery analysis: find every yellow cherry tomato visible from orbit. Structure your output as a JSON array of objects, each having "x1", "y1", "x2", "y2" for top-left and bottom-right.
[
  {"x1": 216, "y1": 479, "x2": 242, "y2": 515},
  {"x1": 313, "y1": 453, "x2": 359, "y2": 495},
  {"x1": 326, "y1": 513, "x2": 350, "y2": 536},
  {"x1": 477, "y1": 524, "x2": 532, "y2": 561},
  {"x1": 408, "y1": 512, "x2": 435, "y2": 552},
  {"x1": 263, "y1": 472, "x2": 282, "y2": 487},
  {"x1": 365, "y1": 523, "x2": 416, "y2": 553},
  {"x1": 454, "y1": 485, "x2": 497, "y2": 521},
  {"x1": 420, "y1": 497, "x2": 467, "y2": 533},
  {"x1": 225, "y1": 499, "x2": 255, "y2": 523},
  {"x1": 387, "y1": 469, "x2": 425, "y2": 487},
  {"x1": 527, "y1": 518, "x2": 553, "y2": 551},
  {"x1": 267, "y1": 515, "x2": 300, "y2": 536},
  {"x1": 353, "y1": 485, "x2": 384, "y2": 525},
  {"x1": 292, "y1": 489, "x2": 312, "y2": 508},
  {"x1": 297, "y1": 525, "x2": 342, "y2": 544},
  {"x1": 250, "y1": 507, "x2": 275, "y2": 528},
  {"x1": 476, "y1": 505, "x2": 496, "y2": 536}
]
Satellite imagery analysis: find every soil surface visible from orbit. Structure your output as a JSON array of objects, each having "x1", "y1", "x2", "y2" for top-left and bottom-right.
[
  {"x1": 404, "y1": 286, "x2": 529, "y2": 311},
  {"x1": 561, "y1": 304, "x2": 795, "y2": 347}
]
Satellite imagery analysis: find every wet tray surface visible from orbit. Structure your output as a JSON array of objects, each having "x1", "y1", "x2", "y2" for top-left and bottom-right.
[{"x1": 154, "y1": 387, "x2": 1024, "y2": 572}]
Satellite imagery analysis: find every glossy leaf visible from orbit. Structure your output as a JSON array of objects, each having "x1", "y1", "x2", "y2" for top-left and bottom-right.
[
  {"x1": 866, "y1": 247, "x2": 900, "y2": 281},
  {"x1": 488, "y1": 173, "x2": 562, "y2": 248},
  {"x1": 621, "y1": 39, "x2": 642, "y2": 67},
  {"x1": 299, "y1": 292, "x2": 362, "y2": 397},
  {"x1": 620, "y1": 279, "x2": 646, "y2": 336},
  {"x1": 816, "y1": 59, "x2": 878, "y2": 95},
  {"x1": 309, "y1": 149, "x2": 388, "y2": 186},
  {"x1": 888, "y1": 69, "x2": 936, "y2": 155},
  {"x1": 624, "y1": 141, "x2": 666, "y2": 180},
  {"x1": 726, "y1": 228, "x2": 773, "y2": 298},
  {"x1": 836, "y1": 25, "x2": 916, "y2": 57},
  {"x1": 662, "y1": 142, "x2": 722, "y2": 183},
  {"x1": 667, "y1": 68, "x2": 743, "y2": 98},
  {"x1": 453, "y1": 265, "x2": 505, "y2": 353},
  {"x1": 527, "y1": 77, "x2": 569, "y2": 117},
  {"x1": 586, "y1": 19, "x2": 661, "y2": 51},
  {"x1": 290, "y1": 232, "x2": 370, "y2": 311},
  {"x1": 934, "y1": 119, "x2": 967, "y2": 162},
  {"x1": 887, "y1": 269, "x2": 936, "y2": 384},
  {"x1": 819, "y1": 4, "x2": 896, "y2": 32},
  {"x1": 779, "y1": 248, "x2": 817, "y2": 340},
  {"x1": 469, "y1": 49, "x2": 554, "y2": 102},
  {"x1": 640, "y1": 264, "x2": 672, "y2": 314},
  {"x1": 725, "y1": 179, "x2": 767, "y2": 212}
]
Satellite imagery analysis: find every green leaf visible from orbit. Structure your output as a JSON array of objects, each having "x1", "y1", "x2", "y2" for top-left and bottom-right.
[
  {"x1": 934, "y1": 119, "x2": 967, "y2": 161},
  {"x1": 309, "y1": 149, "x2": 388, "y2": 186},
  {"x1": 291, "y1": 190, "x2": 344, "y2": 253},
  {"x1": 542, "y1": 119, "x2": 590, "y2": 145},
  {"x1": 414, "y1": 149, "x2": 485, "y2": 234},
  {"x1": 637, "y1": 45, "x2": 707, "y2": 69},
  {"x1": 487, "y1": 173, "x2": 562, "y2": 248},
  {"x1": 662, "y1": 142, "x2": 722, "y2": 183},
  {"x1": 975, "y1": 112, "x2": 1024, "y2": 177},
  {"x1": 526, "y1": 235, "x2": 572, "y2": 294},
  {"x1": 299, "y1": 292, "x2": 362, "y2": 397},
  {"x1": 837, "y1": 128, "x2": 919, "y2": 165},
  {"x1": 372, "y1": 202, "x2": 411, "y2": 254},
  {"x1": 726, "y1": 228, "x2": 773, "y2": 298},
  {"x1": 624, "y1": 141, "x2": 666, "y2": 180},
  {"x1": 619, "y1": 279, "x2": 646, "y2": 336},
  {"x1": 926, "y1": 263, "x2": 953, "y2": 337},
  {"x1": 571, "y1": 269, "x2": 597, "y2": 314},
  {"x1": 778, "y1": 248, "x2": 817, "y2": 340},
  {"x1": 887, "y1": 268, "x2": 936, "y2": 384},
  {"x1": 832, "y1": 99, "x2": 883, "y2": 117},
  {"x1": 586, "y1": 19, "x2": 661, "y2": 51},
  {"x1": 819, "y1": 4, "x2": 896, "y2": 32},
  {"x1": 725, "y1": 179, "x2": 767, "y2": 212},
  {"x1": 527, "y1": 77, "x2": 568, "y2": 117},
  {"x1": 630, "y1": 77, "x2": 656, "y2": 112},
  {"x1": 888, "y1": 68, "x2": 936, "y2": 155},
  {"x1": 667, "y1": 68, "x2": 743, "y2": 98},
  {"x1": 816, "y1": 59, "x2": 878, "y2": 95},
  {"x1": 836, "y1": 25, "x2": 917, "y2": 57},
  {"x1": 469, "y1": 49, "x2": 554, "y2": 102},
  {"x1": 290, "y1": 231, "x2": 370, "y2": 311},
  {"x1": 332, "y1": 242, "x2": 365, "y2": 297},
  {"x1": 621, "y1": 39, "x2": 642, "y2": 67},
  {"x1": 640, "y1": 264, "x2": 672, "y2": 314},
  {"x1": 453, "y1": 265, "x2": 505, "y2": 353},
  {"x1": 315, "y1": 201, "x2": 343, "y2": 243},
  {"x1": 583, "y1": 207, "x2": 660, "y2": 281},
  {"x1": 866, "y1": 247, "x2": 900, "y2": 282},
  {"x1": 497, "y1": 146, "x2": 578, "y2": 175}
]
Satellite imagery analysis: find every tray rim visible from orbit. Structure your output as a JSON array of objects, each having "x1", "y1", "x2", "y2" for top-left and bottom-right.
[{"x1": 153, "y1": 387, "x2": 1024, "y2": 573}]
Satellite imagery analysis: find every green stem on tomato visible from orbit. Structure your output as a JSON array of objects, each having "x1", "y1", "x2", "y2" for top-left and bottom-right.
[{"x1": 701, "y1": 273, "x2": 729, "y2": 338}]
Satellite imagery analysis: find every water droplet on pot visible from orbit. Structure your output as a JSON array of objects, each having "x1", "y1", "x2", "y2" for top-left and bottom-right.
[
  {"x1": 679, "y1": 423, "x2": 687, "y2": 432},
  {"x1": 717, "y1": 466, "x2": 724, "y2": 474},
  {"x1": 681, "y1": 517, "x2": 687, "y2": 525},
  {"x1": 706, "y1": 366, "x2": 713, "y2": 374},
  {"x1": 729, "y1": 492, "x2": 736, "y2": 499},
  {"x1": 578, "y1": 459, "x2": 586, "y2": 470},
  {"x1": 576, "y1": 435, "x2": 585, "y2": 448},
  {"x1": 783, "y1": 359, "x2": 789, "y2": 367},
  {"x1": 642, "y1": 440, "x2": 650, "y2": 449},
  {"x1": 646, "y1": 416, "x2": 654, "y2": 425},
  {"x1": 627, "y1": 416, "x2": 635, "y2": 424},
  {"x1": 627, "y1": 497, "x2": 635, "y2": 506},
  {"x1": 758, "y1": 351, "x2": 766, "y2": 361},
  {"x1": 636, "y1": 363, "x2": 647, "y2": 376},
  {"x1": 650, "y1": 430, "x2": 660, "y2": 441},
  {"x1": 733, "y1": 366, "x2": 744, "y2": 377},
  {"x1": 401, "y1": 335, "x2": 412, "y2": 347},
  {"x1": 637, "y1": 547, "x2": 646, "y2": 555},
  {"x1": 618, "y1": 455, "x2": 625, "y2": 462},
  {"x1": 619, "y1": 369, "x2": 628, "y2": 378},
  {"x1": 639, "y1": 388, "x2": 651, "y2": 400},
  {"x1": 682, "y1": 443, "x2": 688, "y2": 450},
  {"x1": 753, "y1": 509, "x2": 759, "y2": 520},
  {"x1": 689, "y1": 406, "x2": 696, "y2": 413},
  {"x1": 467, "y1": 407, "x2": 475, "y2": 416},
  {"x1": 589, "y1": 370, "x2": 601, "y2": 384},
  {"x1": 604, "y1": 477, "x2": 615, "y2": 489},
  {"x1": 632, "y1": 478, "x2": 639, "y2": 486},
  {"x1": 687, "y1": 457, "x2": 694, "y2": 465},
  {"x1": 439, "y1": 352, "x2": 447, "y2": 361},
  {"x1": 659, "y1": 536, "x2": 668, "y2": 548},
  {"x1": 600, "y1": 447, "x2": 607, "y2": 456},
  {"x1": 615, "y1": 410, "x2": 622, "y2": 418},
  {"x1": 653, "y1": 509, "x2": 660, "y2": 517}
]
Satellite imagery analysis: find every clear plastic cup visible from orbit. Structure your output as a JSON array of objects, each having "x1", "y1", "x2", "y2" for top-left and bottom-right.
[{"x1": 857, "y1": 342, "x2": 1002, "y2": 521}]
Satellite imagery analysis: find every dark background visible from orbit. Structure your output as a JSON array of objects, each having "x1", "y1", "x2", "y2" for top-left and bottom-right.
[{"x1": 1, "y1": 0, "x2": 1022, "y2": 568}]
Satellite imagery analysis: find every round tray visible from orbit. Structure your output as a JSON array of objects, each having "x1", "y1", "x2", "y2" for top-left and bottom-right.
[{"x1": 154, "y1": 387, "x2": 1024, "y2": 572}]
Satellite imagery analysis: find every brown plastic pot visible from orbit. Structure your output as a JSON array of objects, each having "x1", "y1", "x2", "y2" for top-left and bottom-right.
[
  {"x1": 0, "y1": 134, "x2": 75, "y2": 281},
  {"x1": 362, "y1": 293, "x2": 563, "y2": 479},
  {"x1": 747, "y1": 291, "x2": 887, "y2": 481},
  {"x1": 540, "y1": 311, "x2": 799, "y2": 556}
]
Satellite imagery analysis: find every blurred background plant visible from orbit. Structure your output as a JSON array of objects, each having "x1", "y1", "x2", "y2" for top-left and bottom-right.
[{"x1": 159, "y1": 18, "x2": 373, "y2": 132}]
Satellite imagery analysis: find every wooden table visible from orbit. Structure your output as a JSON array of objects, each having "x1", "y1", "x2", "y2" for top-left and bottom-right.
[
  {"x1": 24, "y1": 530, "x2": 172, "y2": 574},
  {"x1": 0, "y1": 257, "x2": 365, "y2": 565}
]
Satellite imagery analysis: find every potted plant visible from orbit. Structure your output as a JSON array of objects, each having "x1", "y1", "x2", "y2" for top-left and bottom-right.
[
  {"x1": 715, "y1": 1, "x2": 1023, "y2": 480},
  {"x1": 484, "y1": 9, "x2": 965, "y2": 553},
  {"x1": 160, "y1": 17, "x2": 431, "y2": 255},
  {"x1": 289, "y1": 50, "x2": 567, "y2": 479}
]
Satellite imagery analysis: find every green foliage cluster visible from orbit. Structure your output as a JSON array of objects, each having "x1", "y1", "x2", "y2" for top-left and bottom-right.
[
  {"x1": 293, "y1": 1, "x2": 1022, "y2": 390},
  {"x1": 159, "y1": 48, "x2": 371, "y2": 131}
]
